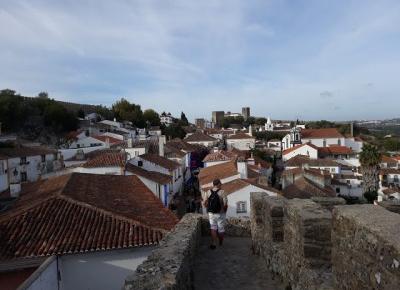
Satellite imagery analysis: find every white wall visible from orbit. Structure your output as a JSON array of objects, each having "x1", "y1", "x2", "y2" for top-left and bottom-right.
[
  {"x1": 226, "y1": 185, "x2": 277, "y2": 218},
  {"x1": 282, "y1": 145, "x2": 318, "y2": 161},
  {"x1": 74, "y1": 166, "x2": 123, "y2": 175},
  {"x1": 125, "y1": 147, "x2": 147, "y2": 159},
  {"x1": 60, "y1": 146, "x2": 106, "y2": 161},
  {"x1": 0, "y1": 159, "x2": 8, "y2": 192},
  {"x1": 226, "y1": 139, "x2": 255, "y2": 151},
  {"x1": 203, "y1": 160, "x2": 230, "y2": 168},
  {"x1": 60, "y1": 247, "x2": 154, "y2": 290},
  {"x1": 69, "y1": 136, "x2": 105, "y2": 149},
  {"x1": 187, "y1": 140, "x2": 217, "y2": 147},
  {"x1": 302, "y1": 137, "x2": 345, "y2": 148},
  {"x1": 344, "y1": 138, "x2": 363, "y2": 153},
  {"x1": 6, "y1": 153, "x2": 58, "y2": 185},
  {"x1": 23, "y1": 257, "x2": 59, "y2": 290}
]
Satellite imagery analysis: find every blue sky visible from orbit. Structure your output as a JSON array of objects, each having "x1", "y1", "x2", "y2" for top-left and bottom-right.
[{"x1": 1, "y1": 0, "x2": 399, "y2": 121}]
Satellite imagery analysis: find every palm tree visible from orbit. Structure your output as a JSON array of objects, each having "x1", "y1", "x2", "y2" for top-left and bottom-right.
[{"x1": 359, "y1": 143, "x2": 380, "y2": 197}]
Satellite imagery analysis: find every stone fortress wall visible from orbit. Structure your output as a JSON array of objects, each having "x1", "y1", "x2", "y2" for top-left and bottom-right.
[
  {"x1": 251, "y1": 192, "x2": 400, "y2": 290},
  {"x1": 124, "y1": 195, "x2": 400, "y2": 290}
]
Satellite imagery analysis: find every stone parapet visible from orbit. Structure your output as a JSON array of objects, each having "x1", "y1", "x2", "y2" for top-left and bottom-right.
[
  {"x1": 311, "y1": 196, "x2": 346, "y2": 211},
  {"x1": 123, "y1": 213, "x2": 202, "y2": 290},
  {"x1": 332, "y1": 205, "x2": 400, "y2": 289}
]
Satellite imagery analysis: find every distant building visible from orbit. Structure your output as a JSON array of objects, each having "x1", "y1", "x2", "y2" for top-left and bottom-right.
[
  {"x1": 224, "y1": 111, "x2": 242, "y2": 118},
  {"x1": 242, "y1": 107, "x2": 250, "y2": 120},
  {"x1": 195, "y1": 118, "x2": 205, "y2": 129},
  {"x1": 160, "y1": 112, "x2": 174, "y2": 126},
  {"x1": 212, "y1": 111, "x2": 224, "y2": 127}
]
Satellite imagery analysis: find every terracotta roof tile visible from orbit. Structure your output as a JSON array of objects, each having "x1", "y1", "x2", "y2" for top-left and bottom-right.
[
  {"x1": 0, "y1": 146, "x2": 56, "y2": 158},
  {"x1": 199, "y1": 161, "x2": 239, "y2": 187},
  {"x1": 282, "y1": 176, "x2": 336, "y2": 199},
  {"x1": 93, "y1": 135, "x2": 125, "y2": 145},
  {"x1": 301, "y1": 128, "x2": 343, "y2": 139},
  {"x1": 318, "y1": 145, "x2": 354, "y2": 156},
  {"x1": 226, "y1": 132, "x2": 255, "y2": 140},
  {"x1": 380, "y1": 168, "x2": 400, "y2": 175},
  {"x1": 285, "y1": 155, "x2": 339, "y2": 167},
  {"x1": 381, "y1": 155, "x2": 398, "y2": 164},
  {"x1": 202, "y1": 151, "x2": 237, "y2": 162},
  {"x1": 0, "y1": 173, "x2": 178, "y2": 260},
  {"x1": 82, "y1": 152, "x2": 126, "y2": 168},
  {"x1": 166, "y1": 139, "x2": 199, "y2": 152},
  {"x1": 184, "y1": 132, "x2": 217, "y2": 142},
  {"x1": 140, "y1": 154, "x2": 180, "y2": 170},
  {"x1": 125, "y1": 163, "x2": 172, "y2": 184}
]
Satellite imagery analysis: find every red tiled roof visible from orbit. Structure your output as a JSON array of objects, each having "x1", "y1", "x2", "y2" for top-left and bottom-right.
[
  {"x1": 199, "y1": 161, "x2": 239, "y2": 186},
  {"x1": 82, "y1": 152, "x2": 126, "y2": 168},
  {"x1": 167, "y1": 139, "x2": 199, "y2": 152},
  {"x1": 282, "y1": 176, "x2": 336, "y2": 199},
  {"x1": 140, "y1": 153, "x2": 180, "y2": 170},
  {"x1": 301, "y1": 128, "x2": 343, "y2": 139},
  {"x1": 318, "y1": 145, "x2": 354, "y2": 156},
  {"x1": 381, "y1": 155, "x2": 398, "y2": 164},
  {"x1": 0, "y1": 146, "x2": 56, "y2": 158},
  {"x1": 282, "y1": 167, "x2": 331, "y2": 178},
  {"x1": 0, "y1": 173, "x2": 178, "y2": 260},
  {"x1": 184, "y1": 132, "x2": 217, "y2": 142},
  {"x1": 125, "y1": 163, "x2": 172, "y2": 184},
  {"x1": 285, "y1": 155, "x2": 339, "y2": 167},
  {"x1": 93, "y1": 135, "x2": 124, "y2": 145},
  {"x1": 226, "y1": 132, "x2": 255, "y2": 140},
  {"x1": 282, "y1": 143, "x2": 318, "y2": 155},
  {"x1": 203, "y1": 151, "x2": 237, "y2": 162},
  {"x1": 380, "y1": 168, "x2": 400, "y2": 175}
]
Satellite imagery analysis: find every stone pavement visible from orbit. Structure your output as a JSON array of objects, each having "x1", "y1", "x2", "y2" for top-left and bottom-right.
[{"x1": 193, "y1": 237, "x2": 285, "y2": 290}]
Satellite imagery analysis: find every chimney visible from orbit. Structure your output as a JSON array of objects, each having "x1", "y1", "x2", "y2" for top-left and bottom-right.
[
  {"x1": 350, "y1": 122, "x2": 354, "y2": 137},
  {"x1": 105, "y1": 137, "x2": 110, "y2": 148},
  {"x1": 127, "y1": 137, "x2": 133, "y2": 148},
  {"x1": 213, "y1": 147, "x2": 219, "y2": 153},
  {"x1": 113, "y1": 117, "x2": 117, "y2": 122},
  {"x1": 237, "y1": 158, "x2": 248, "y2": 179},
  {"x1": 249, "y1": 125, "x2": 253, "y2": 136},
  {"x1": 159, "y1": 135, "x2": 166, "y2": 157}
]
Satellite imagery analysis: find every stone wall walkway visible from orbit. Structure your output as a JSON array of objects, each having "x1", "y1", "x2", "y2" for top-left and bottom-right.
[{"x1": 193, "y1": 237, "x2": 284, "y2": 290}]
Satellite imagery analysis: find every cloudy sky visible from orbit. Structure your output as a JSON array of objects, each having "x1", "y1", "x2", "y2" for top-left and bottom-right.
[{"x1": 1, "y1": 0, "x2": 399, "y2": 121}]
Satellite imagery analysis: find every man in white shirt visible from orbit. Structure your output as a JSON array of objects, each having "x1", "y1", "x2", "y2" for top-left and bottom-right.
[{"x1": 203, "y1": 179, "x2": 228, "y2": 249}]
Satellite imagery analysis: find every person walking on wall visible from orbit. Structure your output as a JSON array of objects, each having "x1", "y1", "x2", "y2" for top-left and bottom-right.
[{"x1": 203, "y1": 179, "x2": 228, "y2": 250}]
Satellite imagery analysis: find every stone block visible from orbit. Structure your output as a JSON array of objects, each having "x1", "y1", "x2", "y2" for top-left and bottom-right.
[{"x1": 332, "y1": 205, "x2": 400, "y2": 290}]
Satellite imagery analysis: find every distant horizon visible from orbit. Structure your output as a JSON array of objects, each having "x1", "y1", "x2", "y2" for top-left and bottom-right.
[
  {"x1": 1, "y1": 1, "x2": 400, "y2": 121},
  {"x1": 3, "y1": 88, "x2": 399, "y2": 124}
]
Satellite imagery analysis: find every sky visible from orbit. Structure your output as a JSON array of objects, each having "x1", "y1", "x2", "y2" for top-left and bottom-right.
[{"x1": 0, "y1": 0, "x2": 400, "y2": 122}]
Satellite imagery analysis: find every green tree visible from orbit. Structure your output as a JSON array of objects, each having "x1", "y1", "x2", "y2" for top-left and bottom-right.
[
  {"x1": 37, "y1": 91, "x2": 49, "y2": 99},
  {"x1": 180, "y1": 112, "x2": 189, "y2": 126},
  {"x1": 112, "y1": 98, "x2": 144, "y2": 126},
  {"x1": 359, "y1": 143, "x2": 381, "y2": 195},
  {"x1": 143, "y1": 109, "x2": 160, "y2": 126},
  {"x1": 383, "y1": 138, "x2": 400, "y2": 151},
  {"x1": 77, "y1": 108, "x2": 85, "y2": 119},
  {"x1": 162, "y1": 123, "x2": 186, "y2": 139}
]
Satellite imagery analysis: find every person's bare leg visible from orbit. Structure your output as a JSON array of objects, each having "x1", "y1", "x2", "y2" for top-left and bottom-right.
[
  {"x1": 210, "y1": 229, "x2": 218, "y2": 249},
  {"x1": 218, "y1": 232, "x2": 224, "y2": 246}
]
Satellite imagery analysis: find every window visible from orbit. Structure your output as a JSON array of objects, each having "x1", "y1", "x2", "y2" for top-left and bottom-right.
[
  {"x1": 138, "y1": 160, "x2": 143, "y2": 167},
  {"x1": 330, "y1": 168, "x2": 336, "y2": 173},
  {"x1": 41, "y1": 155, "x2": 46, "y2": 162},
  {"x1": 336, "y1": 187, "x2": 340, "y2": 193},
  {"x1": 338, "y1": 139, "x2": 341, "y2": 146},
  {"x1": 394, "y1": 175, "x2": 399, "y2": 183},
  {"x1": 21, "y1": 172, "x2": 27, "y2": 182},
  {"x1": 323, "y1": 140, "x2": 327, "y2": 147},
  {"x1": 0, "y1": 162, "x2": 4, "y2": 175},
  {"x1": 20, "y1": 157, "x2": 27, "y2": 165},
  {"x1": 236, "y1": 201, "x2": 247, "y2": 213}
]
